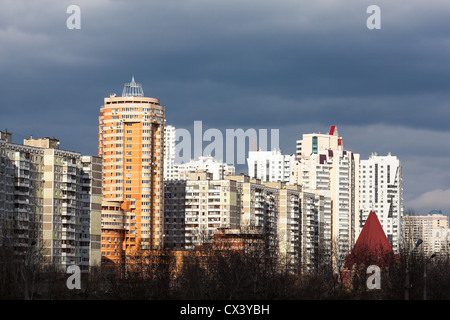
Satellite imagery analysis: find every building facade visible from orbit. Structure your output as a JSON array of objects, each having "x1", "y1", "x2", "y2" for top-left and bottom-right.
[
  {"x1": 164, "y1": 125, "x2": 177, "y2": 180},
  {"x1": 0, "y1": 131, "x2": 101, "y2": 271},
  {"x1": 164, "y1": 171, "x2": 242, "y2": 250},
  {"x1": 293, "y1": 125, "x2": 360, "y2": 267},
  {"x1": 164, "y1": 172, "x2": 329, "y2": 271},
  {"x1": 165, "y1": 155, "x2": 235, "y2": 181},
  {"x1": 403, "y1": 212, "x2": 449, "y2": 255},
  {"x1": 359, "y1": 153, "x2": 403, "y2": 252},
  {"x1": 99, "y1": 77, "x2": 165, "y2": 265},
  {"x1": 163, "y1": 124, "x2": 235, "y2": 181},
  {"x1": 247, "y1": 149, "x2": 294, "y2": 183},
  {"x1": 80, "y1": 156, "x2": 102, "y2": 270}
]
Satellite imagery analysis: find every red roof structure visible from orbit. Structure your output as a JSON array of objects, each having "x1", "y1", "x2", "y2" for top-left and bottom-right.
[
  {"x1": 344, "y1": 211, "x2": 396, "y2": 267},
  {"x1": 329, "y1": 125, "x2": 336, "y2": 136}
]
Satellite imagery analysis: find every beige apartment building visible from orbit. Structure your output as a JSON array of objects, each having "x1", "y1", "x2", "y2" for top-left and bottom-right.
[
  {"x1": 98, "y1": 77, "x2": 165, "y2": 265},
  {"x1": 164, "y1": 172, "x2": 329, "y2": 271},
  {"x1": 80, "y1": 156, "x2": 102, "y2": 269},
  {"x1": 0, "y1": 131, "x2": 101, "y2": 271},
  {"x1": 164, "y1": 171, "x2": 242, "y2": 250},
  {"x1": 403, "y1": 211, "x2": 450, "y2": 255}
]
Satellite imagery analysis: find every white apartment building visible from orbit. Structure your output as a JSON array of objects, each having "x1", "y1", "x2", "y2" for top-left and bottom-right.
[
  {"x1": 167, "y1": 156, "x2": 235, "y2": 181},
  {"x1": 247, "y1": 149, "x2": 294, "y2": 183},
  {"x1": 163, "y1": 124, "x2": 235, "y2": 181},
  {"x1": 359, "y1": 153, "x2": 403, "y2": 252},
  {"x1": 293, "y1": 126, "x2": 360, "y2": 266},
  {"x1": 164, "y1": 125, "x2": 177, "y2": 180}
]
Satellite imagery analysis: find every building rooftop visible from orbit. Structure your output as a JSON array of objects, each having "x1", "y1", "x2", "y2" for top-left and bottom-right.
[{"x1": 345, "y1": 211, "x2": 396, "y2": 267}]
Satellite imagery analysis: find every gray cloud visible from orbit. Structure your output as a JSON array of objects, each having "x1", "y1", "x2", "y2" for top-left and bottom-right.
[
  {"x1": 406, "y1": 189, "x2": 450, "y2": 215},
  {"x1": 1, "y1": 0, "x2": 450, "y2": 214}
]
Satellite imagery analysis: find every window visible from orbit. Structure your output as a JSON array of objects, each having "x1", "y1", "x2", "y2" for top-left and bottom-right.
[{"x1": 312, "y1": 136, "x2": 318, "y2": 154}]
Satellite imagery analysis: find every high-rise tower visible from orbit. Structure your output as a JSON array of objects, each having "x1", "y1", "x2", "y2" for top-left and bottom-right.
[
  {"x1": 293, "y1": 126, "x2": 360, "y2": 267},
  {"x1": 359, "y1": 153, "x2": 403, "y2": 252},
  {"x1": 99, "y1": 77, "x2": 165, "y2": 265}
]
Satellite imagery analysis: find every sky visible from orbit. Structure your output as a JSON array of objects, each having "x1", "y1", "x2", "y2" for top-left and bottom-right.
[{"x1": 1, "y1": 0, "x2": 450, "y2": 215}]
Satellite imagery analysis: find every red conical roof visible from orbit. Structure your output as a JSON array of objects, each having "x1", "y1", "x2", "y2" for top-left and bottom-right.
[{"x1": 344, "y1": 211, "x2": 395, "y2": 267}]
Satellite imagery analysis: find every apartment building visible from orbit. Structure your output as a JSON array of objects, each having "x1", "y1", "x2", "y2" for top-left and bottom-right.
[
  {"x1": 359, "y1": 153, "x2": 403, "y2": 252},
  {"x1": 293, "y1": 125, "x2": 360, "y2": 265},
  {"x1": 165, "y1": 155, "x2": 235, "y2": 181},
  {"x1": 429, "y1": 226, "x2": 450, "y2": 256},
  {"x1": 164, "y1": 125, "x2": 177, "y2": 180},
  {"x1": 164, "y1": 180, "x2": 187, "y2": 249},
  {"x1": 247, "y1": 149, "x2": 294, "y2": 183},
  {"x1": 300, "y1": 189, "x2": 333, "y2": 271},
  {"x1": 403, "y1": 211, "x2": 449, "y2": 254},
  {"x1": 231, "y1": 175, "x2": 279, "y2": 251},
  {"x1": 164, "y1": 171, "x2": 242, "y2": 250},
  {"x1": 164, "y1": 172, "x2": 329, "y2": 271},
  {"x1": 80, "y1": 156, "x2": 102, "y2": 270},
  {"x1": 0, "y1": 131, "x2": 101, "y2": 271},
  {"x1": 163, "y1": 124, "x2": 235, "y2": 181},
  {"x1": 263, "y1": 181, "x2": 303, "y2": 270},
  {"x1": 99, "y1": 77, "x2": 165, "y2": 265}
]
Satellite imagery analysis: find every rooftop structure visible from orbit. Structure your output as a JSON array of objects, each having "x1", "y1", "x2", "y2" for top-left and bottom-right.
[
  {"x1": 122, "y1": 76, "x2": 144, "y2": 97},
  {"x1": 344, "y1": 211, "x2": 396, "y2": 267}
]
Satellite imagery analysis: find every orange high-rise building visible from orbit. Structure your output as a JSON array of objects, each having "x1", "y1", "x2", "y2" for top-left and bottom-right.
[{"x1": 99, "y1": 77, "x2": 165, "y2": 265}]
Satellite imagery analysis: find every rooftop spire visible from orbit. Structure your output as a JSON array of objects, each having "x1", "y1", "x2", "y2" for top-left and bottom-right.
[
  {"x1": 344, "y1": 211, "x2": 396, "y2": 267},
  {"x1": 122, "y1": 76, "x2": 144, "y2": 97}
]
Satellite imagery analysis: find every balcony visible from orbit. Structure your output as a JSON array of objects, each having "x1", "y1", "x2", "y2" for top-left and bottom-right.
[
  {"x1": 61, "y1": 210, "x2": 76, "y2": 217},
  {"x1": 62, "y1": 226, "x2": 77, "y2": 233},
  {"x1": 14, "y1": 180, "x2": 29, "y2": 188},
  {"x1": 62, "y1": 176, "x2": 77, "y2": 184}
]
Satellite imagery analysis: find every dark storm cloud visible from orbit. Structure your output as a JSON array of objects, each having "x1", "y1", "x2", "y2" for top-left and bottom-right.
[
  {"x1": 2, "y1": 1, "x2": 450, "y2": 126},
  {"x1": 1, "y1": 0, "x2": 450, "y2": 212}
]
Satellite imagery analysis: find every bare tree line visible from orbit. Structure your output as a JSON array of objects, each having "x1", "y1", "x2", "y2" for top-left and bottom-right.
[{"x1": 1, "y1": 224, "x2": 450, "y2": 300}]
